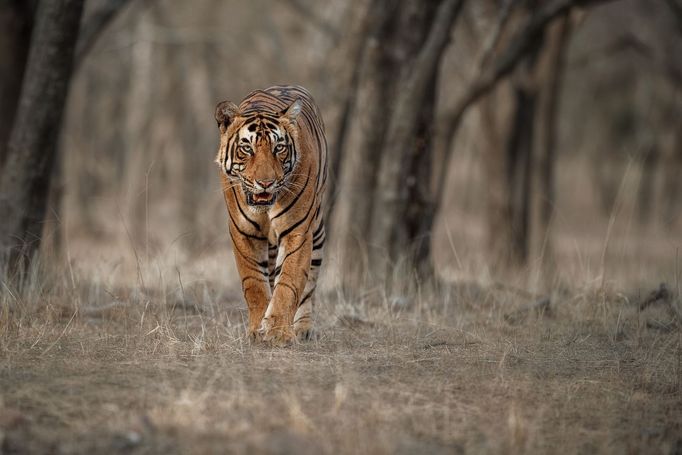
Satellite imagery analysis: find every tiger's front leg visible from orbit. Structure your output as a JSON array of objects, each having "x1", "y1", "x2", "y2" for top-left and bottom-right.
[
  {"x1": 260, "y1": 233, "x2": 311, "y2": 346},
  {"x1": 229, "y1": 229, "x2": 270, "y2": 342}
]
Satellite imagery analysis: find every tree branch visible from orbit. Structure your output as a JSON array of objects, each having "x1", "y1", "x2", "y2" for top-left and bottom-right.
[
  {"x1": 665, "y1": 0, "x2": 682, "y2": 36},
  {"x1": 75, "y1": 0, "x2": 134, "y2": 65},
  {"x1": 434, "y1": 0, "x2": 620, "y2": 215},
  {"x1": 280, "y1": 0, "x2": 340, "y2": 40},
  {"x1": 477, "y1": 0, "x2": 519, "y2": 71}
]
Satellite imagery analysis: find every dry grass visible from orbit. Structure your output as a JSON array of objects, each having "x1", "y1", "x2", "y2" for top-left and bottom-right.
[
  {"x1": 1, "y1": 250, "x2": 680, "y2": 454},
  {"x1": 2, "y1": 151, "x2": 681, "y2": 453}
]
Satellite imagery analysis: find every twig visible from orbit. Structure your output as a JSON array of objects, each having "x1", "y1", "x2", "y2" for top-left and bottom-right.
[{"x1": 41, "y1": 308, "x2": 78, "y2": 356}]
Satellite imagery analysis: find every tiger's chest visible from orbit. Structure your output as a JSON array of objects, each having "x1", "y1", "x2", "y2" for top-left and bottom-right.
[{"x1": 224, "y1": 183, "x2": 308, "y2": 245}]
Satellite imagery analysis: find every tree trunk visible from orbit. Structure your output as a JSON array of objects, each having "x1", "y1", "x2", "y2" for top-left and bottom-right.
[
  {"x1": 0, "y1": 0, "x2": 84, "y2": 277},
  {"x1": 123, "y1": 9, "x2": 154, "y2": 251},
  {"x1": 479, "y1": 8, "x2": 545, "y2": 271},
  {"x1": 324, "y1": 0, "x2": 372, "y2": 227},
  {"x1": 506, "y1": 85, "x2": 536, "y2": 266},
  {"x1": 328, "y1": 0, "x2": 398, "y2": 290},
  {"x1": 637, "y1": 143, "x2": 659, "y2": 224},
  {"x1": 43, "y1": 0, "x2": 133, "y2": 257},
  {"x1": 0, "y1": 1, "x2": 35, "y2": 168},
  {"x1": 479, "y1": 84, "x2": 515, "y2": 269},
  {"x1": 533, "y1": 15, "x2": 571, "y2": 276},
  {"x1": 661, "y1": 125, "x2": 682, "y2": 228},
  {"x1": 368, "y1": 0, "x2": 464, "y2": 285},
  {"x1": 400, "y1": 76, "x2": 438, "y2": 281},
  {"x1": 329, "y1": 0, "x2": 463, "y2": 291}
]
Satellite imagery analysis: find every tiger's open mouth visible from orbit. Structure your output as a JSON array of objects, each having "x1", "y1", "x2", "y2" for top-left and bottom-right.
[{"x1": 246, "y1": 191, "x2": 276, "y2": 206}]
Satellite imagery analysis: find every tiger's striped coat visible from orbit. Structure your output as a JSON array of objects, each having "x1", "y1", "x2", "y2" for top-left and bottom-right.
[{"x1": 215, "y1": 85, "x2": 327, "y2": 345}]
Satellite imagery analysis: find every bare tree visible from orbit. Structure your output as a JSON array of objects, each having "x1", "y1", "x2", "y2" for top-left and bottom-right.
[
  {"x1": 434, "y1": 0, "x2": 615, "y2": 272},
  {"x1": 368, "y1": 0, "x2": 465, "y2": 283},
  {"x1": 329, "y1": 0, "x2": 404, "y2": 289},
  {"x1": 122, "y1": 6, "x2": 154, "y2": 250},
  {"x1": 0, "y1": 0, "x2": 85, "y2": 277},
  {"x1": 533, "y1": 15, "x2": 572, "y2": 275},
  {"x1": 329, "y1": 0, "x2": 464, "y2": 290}
]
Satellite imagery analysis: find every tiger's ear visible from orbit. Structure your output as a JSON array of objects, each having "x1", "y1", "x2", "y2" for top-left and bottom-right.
[
  {"x1": 280, "y1": 98, "x2": 302, "y2": 123},
  {"x1": 215, "y1": 101, "x2": 241, "y2": 129}
]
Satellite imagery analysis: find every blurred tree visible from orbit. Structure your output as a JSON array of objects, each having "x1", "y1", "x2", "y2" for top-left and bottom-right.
[
  {"x1": 436, "y1": 0, "x2": 612, "y2": 274},
  {"x1": 330, "y1": 0, "x2": 465, "y2": 290},
  {"x1": 0, "y1": 0, "x2": 84, "y2": 277},
  {"x1": 42, "y1": 0, "x2": 134, "y2": 255},
  {"x1": 122, "y1": 5, "x2": 154, "y2": 252},
  {"x1": 0, "y1": 0, "x2": 129, "y2": 170},
  {"x1": 479, "y1": 3, "x2": 568, "y2": 271},
  {"x1": 330, "y1": 0, "x2": 621, "y2": 289},
  {"x1": 0, "y1": 1, "x2": 36, "y2": 168},
  {"x1": 533, "y1": 15, "x2": 572, "y2": 275},
  {"x1": 0, "y1": 0, "x2": 132, "y2": 260},
  {"x1": 368, "y1": 0, "x2": 465, "y2": 283},
  {"x1": 324, "y1": 0, "x2": 372, "y2": 225},
  {"x1": 661, "y1": 126, "x2": 682, "y2": 228}
]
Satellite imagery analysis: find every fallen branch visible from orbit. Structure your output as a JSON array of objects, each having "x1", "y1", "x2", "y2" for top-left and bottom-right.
[
  {"x1": 638, "y1": 282, "x2": 671, "y2": 311},
  {"x1": 504, "y1": 296, "x2": 551, "y2": 324},
  {"x1": 637, "y1": 282, "x2": 681, "y2": 325},
  {"x1": 81, "y1": 300, "x2": 131, "y2": 318}
]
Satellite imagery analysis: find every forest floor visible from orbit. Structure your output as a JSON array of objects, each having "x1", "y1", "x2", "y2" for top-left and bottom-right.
[{"x1": 1, "y1": 271, "x2": 680, "y2": 454}]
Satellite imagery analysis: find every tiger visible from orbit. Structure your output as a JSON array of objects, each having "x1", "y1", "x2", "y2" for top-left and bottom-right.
[{"x1": 214, "y1": 85, "x2": 327, "y2": 346}]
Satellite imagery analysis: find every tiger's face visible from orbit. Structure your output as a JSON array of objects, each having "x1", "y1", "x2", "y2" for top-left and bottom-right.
[{"x1": 215, "y1": 99, "x2": 301, "y2": 209}]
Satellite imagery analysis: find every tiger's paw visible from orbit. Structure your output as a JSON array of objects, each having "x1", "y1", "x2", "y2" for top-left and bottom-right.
[
  {"x1": 294, "y1": 321, "x2": 317, "y2": 342},
  {"x1": 260, "y1": 317, "x2": 295, "y2": 347},
  {"x1": 248, "y1": 329, "x2": 264, "y2": 344}
]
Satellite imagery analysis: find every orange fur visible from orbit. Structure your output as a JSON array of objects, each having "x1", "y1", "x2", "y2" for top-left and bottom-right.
[{"x1": 215, "y1": 86, "x2": 327, "y2": 345}]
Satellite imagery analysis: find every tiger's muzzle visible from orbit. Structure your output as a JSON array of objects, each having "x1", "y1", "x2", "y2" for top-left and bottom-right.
[
  {"x1": 246, "y1": 191, "x2": 276, "y2": 206},
  {"x1": 244, "y1": 179, "x2": 278, "y2": 207}
]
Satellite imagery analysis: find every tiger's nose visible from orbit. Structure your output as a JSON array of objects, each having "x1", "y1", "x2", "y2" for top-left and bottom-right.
[{"x1": 257, "y1": 179, "x2": 275, "y2": 189}]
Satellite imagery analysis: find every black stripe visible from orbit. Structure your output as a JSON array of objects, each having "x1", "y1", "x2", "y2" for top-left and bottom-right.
[
  {"x1": 273, "y1": 169, "x2": 311, "y2": 220},
  {"x1": 232, "y1": 187, "x2": 262, "y2": 232},
  {"x1": 313, "y1": 224, "x2": 324, "y2": 242},
  {"x1": 243, "y1": 277, "x2": 268, "y2": 287},
  {"x1": 275, "y1": 282, "x2": 299, "y2": 302},
  {"x1": 311, "y1": 259, "x2": 322, "y2": 267},
  {"x1": 281, "y1": 239, "x2": 308, "y2": 264},
  {"x1": 278, "y1": 196, "x2": 316, "y2": 240},
  {"x1": 298, "y1": 288, "x2": 315, "y2": 307},
  {"x1": 227, "y1": 207, "x2": 267, "y2": 241},
  {"x1": 312, "y1": 221, "x2": 324, "y2": 239},
  {"x1": 229, "y1": 231, "x2": 267, "y2": 274}
]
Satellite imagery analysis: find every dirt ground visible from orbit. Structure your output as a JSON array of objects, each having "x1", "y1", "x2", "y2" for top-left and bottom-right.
[{"x1": 1, "y1": 275, "x2": 680, "y2": 454}]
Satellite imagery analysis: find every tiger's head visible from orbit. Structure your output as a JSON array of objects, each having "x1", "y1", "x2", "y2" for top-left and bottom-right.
[{"x1": 215, "y1": 99, "x2": 302, "y2": 210}]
